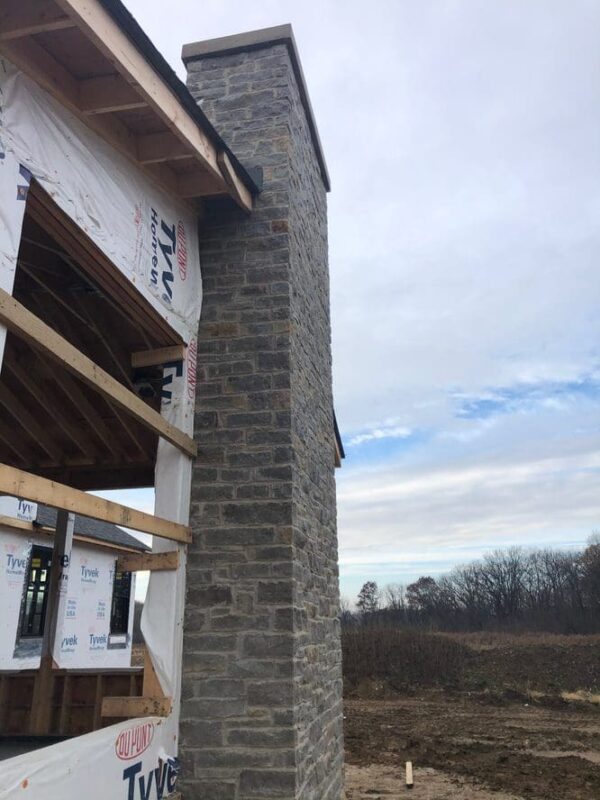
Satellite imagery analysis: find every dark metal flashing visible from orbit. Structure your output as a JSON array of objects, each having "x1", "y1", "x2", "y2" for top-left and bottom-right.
[
  {"x1": 97, "y1": 0, "x2": 261, "y2": 196},
  {"x1": 333, "y1": 411, "x2": 345, "y2": 461},
  {"x1": 182, "y1": 25, "x2": 331, "y2": 193}
]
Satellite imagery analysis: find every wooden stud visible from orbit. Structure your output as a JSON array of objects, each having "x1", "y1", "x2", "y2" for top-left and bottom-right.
[
  {"x1": 0, "y1": 463, "x2": 192, "y2": 542},
  {"x1": 79, "y1": 74, "x2": 148, "y2": 114},
  {"x1": 0, "y1": 0, "x2": 76, "y2": 41},
  {"x1": 117, "y1": 550, "x2": 179, "y2": 572},
  {"x1": 92, "y1": 674, "x2": 103, "y2": 730},
  {"x1": 101, "y1": 695, "x2": 171, "y2": 718},
  {"x1": 405, "y1": 761, "x2": 413, "y2": 789},
  {"x1": 131, "y1": 345, "x2": 186, "y2": 369},
  {"x1": 59, "y1": 674, "x2": 72, "y2": 735},
  {"x1": 0, "y1": 288, "x2": 196, "y2": 457},
  {"x1": 142, "y1": 650, "x2": 164, "y2": 699}
]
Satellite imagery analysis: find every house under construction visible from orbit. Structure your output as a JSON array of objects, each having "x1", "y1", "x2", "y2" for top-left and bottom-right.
[{"x1": 0, "y1": 3, "x2": 344, "y2": 798}]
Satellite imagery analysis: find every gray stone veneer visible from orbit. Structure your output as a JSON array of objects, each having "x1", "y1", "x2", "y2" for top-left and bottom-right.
[{"x1": 179, "y1": 26, "x2": 344, "y2": 800}]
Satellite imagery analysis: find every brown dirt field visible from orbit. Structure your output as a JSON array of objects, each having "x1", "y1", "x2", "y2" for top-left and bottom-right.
[{"x1": 344, "y1": 692, "x2": 600, "y2": 799}]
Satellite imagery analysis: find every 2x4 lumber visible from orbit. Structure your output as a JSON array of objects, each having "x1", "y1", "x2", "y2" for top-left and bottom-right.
[
  {"x1": 101, "y1": 695, "x2": 171, "y2": 718},
  {"x1": 117, "y1": 550, "x2": 179, "y2": 572},
  {"x1": 79, "y1": 74, "x2": 148, "y2": 114},
  {"x1": 142, "y1": 650, "x2": 164, "y2": 698},
  {"x1": 0, "y1": 288, "x2": 197, "y2": 458},
  {"x1": 137, "y1": 131, "x2": 193, "y2": 165},
  {"x1": 54, "y1": 0, "x2": 252, "y2": 210},
  {"x1": 0, "y1": 463, "x2": 192, "y2": 543},
  {"x1": 0, "y1": 0, "x2": 76, "y2": 41},
  {"x1": 131, "y1": 345, "x2": 186, "y2": 369}
]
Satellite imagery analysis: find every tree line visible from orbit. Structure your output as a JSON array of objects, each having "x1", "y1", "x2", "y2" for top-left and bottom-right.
[{"x1": 344, "y1": 537, "x2": 600, "y2": 634}]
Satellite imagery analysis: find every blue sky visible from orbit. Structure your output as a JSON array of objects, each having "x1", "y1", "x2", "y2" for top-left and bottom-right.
[{"x1": 113, "y1": 0, "x2": 600, "y2": 605}]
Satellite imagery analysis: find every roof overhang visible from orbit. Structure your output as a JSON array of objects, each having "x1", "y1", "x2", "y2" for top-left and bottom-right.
[{"x1": 0, "y1": 0, "x2": 259, "y2": 211}]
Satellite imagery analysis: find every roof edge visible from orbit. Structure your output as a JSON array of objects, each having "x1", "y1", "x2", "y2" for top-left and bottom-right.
[
  {"x1": 182, "y1": 25, "x2": 331, "y2": 192},
  {"x1": 98, "y1": 0, "x2": 261, "y2": 196}
]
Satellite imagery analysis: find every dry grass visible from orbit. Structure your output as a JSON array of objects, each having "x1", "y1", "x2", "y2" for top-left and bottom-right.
[
  {"x1": 561, "y1": 690, "x2": 600, "y2": 705},
  {"x1": 439, "y1": 630, "x2": 600, "y2": 651},
  {"x1": 342, "y1": 628, "x2": 467, "y2": 691}
]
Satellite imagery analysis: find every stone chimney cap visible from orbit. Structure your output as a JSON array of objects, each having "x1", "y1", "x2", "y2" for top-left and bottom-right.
[{"x1": 182, "y1": 25, "x2": 330, "y2": 192}]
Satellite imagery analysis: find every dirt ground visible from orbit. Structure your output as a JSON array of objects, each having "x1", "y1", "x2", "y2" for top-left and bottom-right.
[{"x1": 344, "y1": 692, "x2": 600, "y2": 799}]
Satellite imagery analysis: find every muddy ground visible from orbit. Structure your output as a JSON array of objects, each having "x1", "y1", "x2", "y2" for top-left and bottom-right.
[{"x1": 344, "y1": 692, "x2": 600, "y2": 799}]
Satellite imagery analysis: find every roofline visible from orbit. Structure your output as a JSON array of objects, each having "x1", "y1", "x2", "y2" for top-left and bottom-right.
[
  {"x1": 182, "y1": 24, "x2": 331, "y2": 193},
  {"x1": 98, "y1": 0, "x2": 262, "y2": 196}
]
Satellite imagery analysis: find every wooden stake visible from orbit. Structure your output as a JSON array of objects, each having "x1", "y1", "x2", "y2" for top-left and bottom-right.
[{"x1": 405, "y1": 761, "x2": 413, "y2": 790}]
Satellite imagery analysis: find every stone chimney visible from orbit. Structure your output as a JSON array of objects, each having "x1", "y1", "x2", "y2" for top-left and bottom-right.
[{"x1": 179, "y1": 25, "x2": 344, "y2": 800}]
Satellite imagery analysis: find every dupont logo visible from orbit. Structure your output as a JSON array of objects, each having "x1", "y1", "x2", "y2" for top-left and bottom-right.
[
  {"x1": 115, "y1": 721, "x2": 155, "y2": 761},
  {"x1": 176, "y1": 220, "x2": 187, "y2": 280}
]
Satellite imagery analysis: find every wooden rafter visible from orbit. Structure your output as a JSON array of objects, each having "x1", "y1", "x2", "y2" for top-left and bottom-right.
[
  {"x1": 6, "y1": 354, "x2": 97, "y2": 461},
  {"x1": 0, "y1": 383, "x2": 62, "y2": 462},
  {"x1": 79, "y1": 74, "x2": 148, "y2": 115},
  {"x1": 0, "y1": 0, "x2": 76, "y2": 41},
  {"x1": 30, "y1": 353, "x2": 127, "y2": 462},
  {"x1": 0, "y1": 463, "x2": 191, "y2": 542},
  {"x1": 0, "y1": 288, "x2": 196, "y2": 457}
]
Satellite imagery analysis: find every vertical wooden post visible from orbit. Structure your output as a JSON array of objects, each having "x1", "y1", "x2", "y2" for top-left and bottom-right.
[
  {"x1": 30, "y1": 510, "x2": 74, "y2": 734},
  {"x1": 93, "y1": 674, "x2": 104, "y2": 730}
]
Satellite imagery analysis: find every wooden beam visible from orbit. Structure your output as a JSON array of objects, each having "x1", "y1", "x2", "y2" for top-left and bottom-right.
[
  {"x1": 0, "y1": 289, "x2": 197, "y2": 458},
  {"x1": 0, "y1": 514, "x2": 34, "y2": 533},
  {"x1": 101, "y1": 695, "x2": 171, "y2": 718},
  {"x1": 137, "y1": 132, "x2": 193, "y2": 165},
  {"x1": 79, "y1": 74, "x2": 148, "y2": 115},
  {"x1": 131, "y1": 345, "x2": 186, "y2": 369},
  {"x1": 117, "y1": 551, "x2": 179, "y2": 572},
  {"x1": 0, "y1": 464, "x2": 192, "y2": 542},
  {"x1": 0, "y1": 0, "x2": 76, "y2": 41},
  {"x1": 217, "y1": 151, "x2": 253, "y2": 213}
]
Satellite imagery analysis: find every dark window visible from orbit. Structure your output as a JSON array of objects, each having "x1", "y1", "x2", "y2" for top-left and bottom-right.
[
  {"x1": 20, "y1": 545, "x2": 53, "y2": 638},
  {"x1": 110, "y1": 570, "x2": 132, "y2": 635}
]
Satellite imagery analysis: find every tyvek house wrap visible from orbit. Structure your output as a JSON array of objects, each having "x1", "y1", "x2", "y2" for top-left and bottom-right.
[{"x1": 0, "y1": 59, "x2": 201, "y2": 799}]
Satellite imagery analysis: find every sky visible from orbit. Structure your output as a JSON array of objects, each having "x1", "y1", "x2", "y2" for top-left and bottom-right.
[{"x1": 112, "y1": 0, "x2": 600, "y2": 604}]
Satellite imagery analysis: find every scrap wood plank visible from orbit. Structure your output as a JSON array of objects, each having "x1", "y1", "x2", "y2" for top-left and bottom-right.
[
  {"x1": 0, "y1": 464, "x2": 191, "y2": 543},
  {"x1": 0, "y1": 288, "x2": 196, "y2": 458},
  {"x1": 101, "y1": 695, "x2": 171, "y2": 718},
  {"x1": 405, "y1": 761, "x2": 413, "y2": 789},
  {"x1": 117, "y1": 551, "x2": 179, "y2": 572}
]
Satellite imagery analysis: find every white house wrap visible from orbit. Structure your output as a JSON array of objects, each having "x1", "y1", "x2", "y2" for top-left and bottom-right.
[{"x1": 0, "y1": 57, "x2": 201, "y2": 799}]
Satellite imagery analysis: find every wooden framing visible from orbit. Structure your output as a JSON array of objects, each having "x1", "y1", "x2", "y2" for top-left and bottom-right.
[
  {"x1": 0, "y1": 288, "x2": 196, "y2": 458},
  {"x1": 117, "y1": 551, "x2": 179, "y2": 572},
  {"x1": 132, "y1": 345, "x2": 186, "y2": 369},
  {"x1": 0, "y1": 0, "x2": 76, "y2": 41},
  {"x1": 0, "y1": 464, "x2": 191, "y2": 542},
  {"x1": 0, "y1": 0, "x2": 254, "y2": 209},
  {"x1": 101, "y1": 695, "x2": 171, "y2": 718}
]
